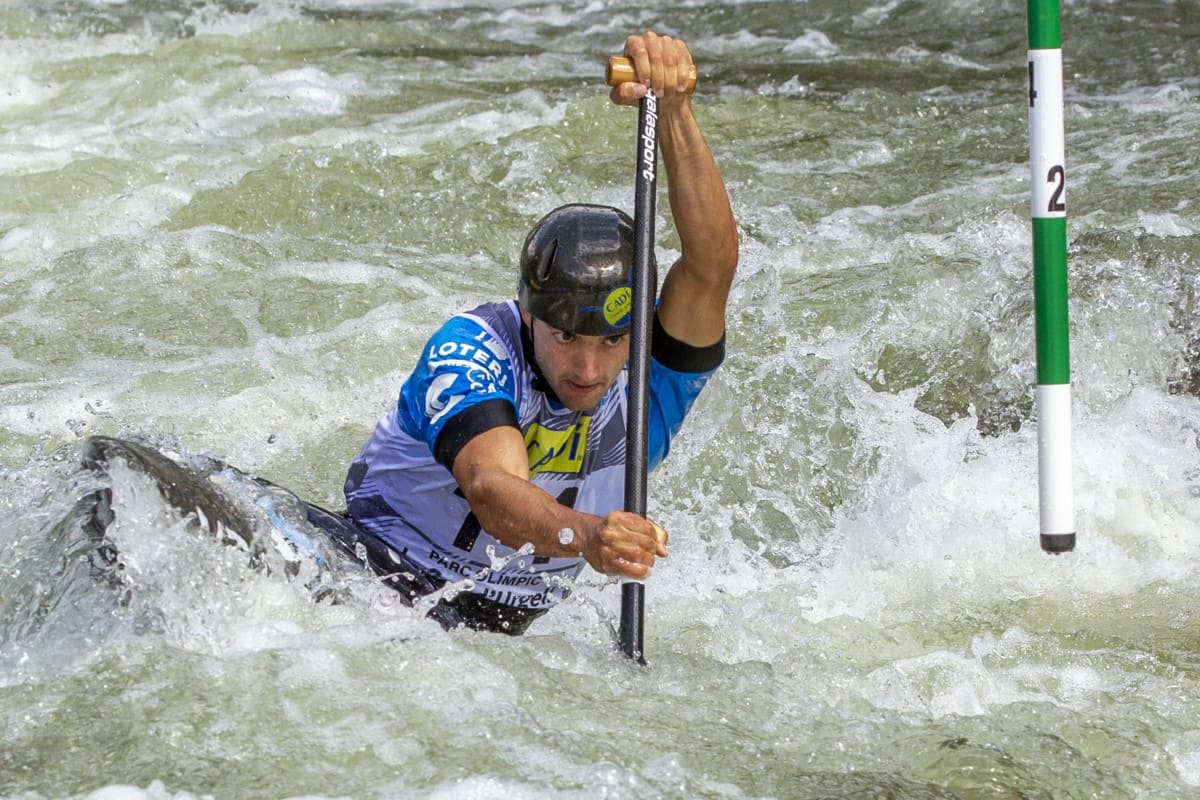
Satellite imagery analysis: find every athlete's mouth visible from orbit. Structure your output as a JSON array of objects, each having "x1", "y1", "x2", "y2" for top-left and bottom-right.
[{"x1": 564, "y1": 379, "x2": 601, "y2": 395}]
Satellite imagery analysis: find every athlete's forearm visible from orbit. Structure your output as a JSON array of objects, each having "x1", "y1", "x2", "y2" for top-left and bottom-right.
[
  {"x1": 656, "y1": 98, "x2": 739, "y2": 346},
  {"x1": 460, "y1": 468, "x2": 600, "y2": 560},
  {"x1": 659, "y1": 99, "x2": 738, "y2": 286},
  {"x1": 458, "y1": 467, "x2": 666, "y2": 579}
]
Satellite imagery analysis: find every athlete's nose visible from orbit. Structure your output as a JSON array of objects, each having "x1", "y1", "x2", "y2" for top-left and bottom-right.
[{"x1": 571, "y1": 341, "x2": 602, "y2": 383}]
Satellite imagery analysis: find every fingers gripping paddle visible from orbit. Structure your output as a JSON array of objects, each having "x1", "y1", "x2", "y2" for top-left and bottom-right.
[
  {"x1": 605, "y1": 57, "x2": 698, "y2": 94},
  {"x1": 606, "y1": 55, "x2": 696, "y2": 663}
]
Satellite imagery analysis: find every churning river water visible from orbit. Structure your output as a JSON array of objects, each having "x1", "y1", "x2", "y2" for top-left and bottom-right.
[{"x1": 3, "y1": 1, "x2": 1200, "y2": 798}]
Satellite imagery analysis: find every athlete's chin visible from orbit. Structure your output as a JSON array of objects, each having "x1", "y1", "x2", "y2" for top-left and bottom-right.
[{"x1": 562, "y1": 394, "x2": 602, "y2": 412}]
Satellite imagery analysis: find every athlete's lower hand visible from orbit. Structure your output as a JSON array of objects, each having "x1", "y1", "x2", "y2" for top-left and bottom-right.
[{"x1": 581, "y1": 510, "x2": 669, "y2": 579}]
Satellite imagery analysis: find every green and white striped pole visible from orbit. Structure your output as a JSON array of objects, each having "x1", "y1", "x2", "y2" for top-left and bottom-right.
[{"x1": 1027, "y1": 0, "x2": 1075, "y2": 553}]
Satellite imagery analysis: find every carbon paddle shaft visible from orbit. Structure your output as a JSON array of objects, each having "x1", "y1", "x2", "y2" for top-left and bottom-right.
[{"x1": 619, "y1": 90, "x2": 659, "y2": 664}]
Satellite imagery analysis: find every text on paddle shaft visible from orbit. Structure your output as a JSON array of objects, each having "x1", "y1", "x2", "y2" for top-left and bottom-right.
[{"x1": 641, "y1": 93, "x2": 658, "y2": 181}]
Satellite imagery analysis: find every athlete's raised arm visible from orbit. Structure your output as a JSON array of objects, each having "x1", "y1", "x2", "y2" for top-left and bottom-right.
[{"x1": 610, "y1": 31, "x2": 739, "y2": 349}]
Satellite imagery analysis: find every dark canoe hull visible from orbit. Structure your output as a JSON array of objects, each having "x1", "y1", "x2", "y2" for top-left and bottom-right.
[
  {"x1": 77, "y1": 436, "x2": 545, "y2": 635},
  {"x1": 80, "y1": 435, "x2": 372, "y2": 571}
]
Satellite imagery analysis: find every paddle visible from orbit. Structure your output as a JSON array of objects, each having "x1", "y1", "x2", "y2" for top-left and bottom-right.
[{"x1": 605, "y1": 55, "x2": 697, "y2": 663}]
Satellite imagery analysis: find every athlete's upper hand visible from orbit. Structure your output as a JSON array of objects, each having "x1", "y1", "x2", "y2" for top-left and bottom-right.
[
  {"x1": 580, "y1": 509, "x2": 669, "y2": 579},
  {"x1": 609, "y1": 31, "x2": 694, "y2": 108}
]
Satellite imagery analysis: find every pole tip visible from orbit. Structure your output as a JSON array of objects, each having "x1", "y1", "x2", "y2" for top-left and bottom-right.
[{"x1": 1040, "y1": 532, "x2": 1076, "y2": 553}]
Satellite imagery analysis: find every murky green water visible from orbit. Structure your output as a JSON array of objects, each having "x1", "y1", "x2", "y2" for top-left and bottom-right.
[{"x1": 3, "y1": 1, "x2": 1200, "y2": 798}]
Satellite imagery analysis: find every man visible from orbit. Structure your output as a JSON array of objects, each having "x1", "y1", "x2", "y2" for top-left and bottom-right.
[{"x1": 342, "y1": 32, "x2": 738, "y2": 634}]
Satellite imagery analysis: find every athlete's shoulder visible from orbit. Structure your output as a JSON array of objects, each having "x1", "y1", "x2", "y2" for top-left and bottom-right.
[
  {"x1": 455, "y1": 299, "x2": 519, "y2": 332},
  {"x1": 396, "y1": 301, "x2": 524, "y2": 447}
]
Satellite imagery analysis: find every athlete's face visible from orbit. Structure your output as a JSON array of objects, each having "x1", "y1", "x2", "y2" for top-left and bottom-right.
[{"x1": 523, "y1": 311, "x2": 630, "y2": 412}]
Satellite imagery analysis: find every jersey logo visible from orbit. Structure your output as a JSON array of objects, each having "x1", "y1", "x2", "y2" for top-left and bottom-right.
[
  {"x1": 424, "y1": 372, "x2": 465, "y2": 424},
  {"x1": 525, "y1": 417, "x2": 591, "y2": 476}
]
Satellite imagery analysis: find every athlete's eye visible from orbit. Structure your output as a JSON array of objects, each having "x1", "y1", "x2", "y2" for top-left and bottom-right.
[
  {"x1": 553, "y1": 331, "x2": 576, "y2": 344},
  {"x1": 604, "y1": 334, "x2": 628, "y2": 347}
]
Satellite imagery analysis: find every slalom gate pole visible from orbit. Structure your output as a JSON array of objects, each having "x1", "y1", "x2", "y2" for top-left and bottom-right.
[{"x1": 1027, "y1": 0, "x2": 1076, "y2": 553}]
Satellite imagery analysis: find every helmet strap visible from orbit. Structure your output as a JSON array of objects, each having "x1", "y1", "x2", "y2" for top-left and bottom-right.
[{"x1": 519, "y1": 315, "x2": 562, "y2": 405}]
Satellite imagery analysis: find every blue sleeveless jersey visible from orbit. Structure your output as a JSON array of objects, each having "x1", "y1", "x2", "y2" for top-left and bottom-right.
[{"x1": 344, "y1": 300, "x2": 722, "y2": 612}]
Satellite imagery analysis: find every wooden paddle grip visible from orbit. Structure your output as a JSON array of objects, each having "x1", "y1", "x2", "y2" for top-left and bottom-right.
[{"x1": 606, "y1": 56, "x2": 697, "y2": 94}]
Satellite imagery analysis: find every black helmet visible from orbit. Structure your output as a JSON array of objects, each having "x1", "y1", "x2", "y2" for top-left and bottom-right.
[{"x1": 517, "y1": 204, "x2": 642, "y2": 336}]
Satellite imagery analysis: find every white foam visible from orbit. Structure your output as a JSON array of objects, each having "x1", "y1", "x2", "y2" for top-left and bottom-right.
[
  {"x1": 1168, "y1": 731, "x2": 1200, "y2": 787},
  {"x1": 1135, "y1": 211, "x2": 1196, "y2": 237},
  {"x1": 245, "y1": 67, "x2": 354, "y2": 118},
  {"x1": 82, "y1": 781, "x2": 209, "y2": 800},
  {"x1": 0, "y1": 227, "x2": 35, "y2": 253},
  {"x1": 701, "y1": 28, "x2": 794, "y2": 57},
  {"x1": 182, "y1": 1, "x2": 303, "y2": 37},
  {"x1": 426, "y1": 775, "x2": 567, "y2": 800},
  {"x1": 795, "y1": 381, "x2": 1200, "y2": 631},
  {"x1": 0, "y1": 59, "x2": 59, "y2": 114},
  {"x1": 783, "y1": 30, "x2": 840, "y2": 59}
]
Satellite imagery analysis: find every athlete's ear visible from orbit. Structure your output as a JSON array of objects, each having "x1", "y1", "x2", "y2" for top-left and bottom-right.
[{"x1": 520, "y1": 308, "x2": 532, "y2": 327}]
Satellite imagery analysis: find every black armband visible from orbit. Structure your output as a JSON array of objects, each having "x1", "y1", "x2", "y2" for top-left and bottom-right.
[
  {"x1": 433, "y1": 398, "x2": 520, "y2": 472},
  {"x1": 652, "y1": 312, "x2": 726, "y2": 373}
]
